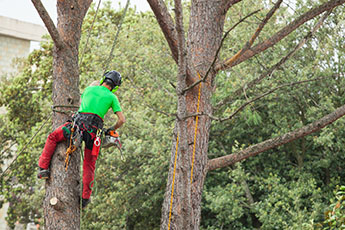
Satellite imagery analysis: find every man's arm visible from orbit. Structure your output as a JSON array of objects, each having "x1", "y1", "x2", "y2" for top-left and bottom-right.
[{"x1": 113, "y1": 111, "x2": 126, "y2": 130}]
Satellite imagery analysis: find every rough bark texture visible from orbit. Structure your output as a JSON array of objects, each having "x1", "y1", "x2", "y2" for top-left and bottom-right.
[
  {"x1": 160, "y1": 1, "x2": 226, "y2": 229},
  {"x1": 163, "y1": 0, "x2": 192, "y2": 229},
  {"x1": 147, "y1": 0, "x2": 178, "y2": 64},
  {"x1": 33, "y1": 0, "x2": 91, "y2": 229},
  {"x1": 186, "y1": 2, "x2": 225, "y2": 228}
]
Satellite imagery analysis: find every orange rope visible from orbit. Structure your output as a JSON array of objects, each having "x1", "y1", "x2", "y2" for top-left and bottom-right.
[
  {"x1": 190, "y1": 73, "x2": 202, "y2": 183},
  {"x1": 64, "y1": 127, "x2": 76, "y2": 171},
  {"x1": 167, "y1": 72, "x2": 202, "y2": 228},
  {"x1": 168, "y1": 133, "x2": 179, "y2": 230}
]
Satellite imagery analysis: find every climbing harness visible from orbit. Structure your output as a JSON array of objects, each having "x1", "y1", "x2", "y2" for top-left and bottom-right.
[
  {"x1": 64, "y1": 112, "x2": 103, "y2": 170},
  {"x1": 168, "y1": 73, "x2": 202, "y2": 229}
]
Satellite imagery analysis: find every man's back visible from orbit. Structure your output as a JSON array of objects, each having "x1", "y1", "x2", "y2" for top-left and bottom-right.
[{"x1": 78, "y1": 85, "x2": 121, "y2": 119}]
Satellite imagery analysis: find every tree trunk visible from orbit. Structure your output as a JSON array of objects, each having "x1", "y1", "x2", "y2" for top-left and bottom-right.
[
  {"x1": 160, "y1": 1, "x2": 226, "y2": 229},
  {"x1": 33, "y1": 0, "x2": 91, "y2": 229},
  {"x1": 187, "y1": 1, "x2": 226, "y2": 228}
]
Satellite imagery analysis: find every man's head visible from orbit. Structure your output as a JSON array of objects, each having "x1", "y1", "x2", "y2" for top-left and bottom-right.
[{"x1": 100, "y1": 70, "x2": 122, "y2": 93}]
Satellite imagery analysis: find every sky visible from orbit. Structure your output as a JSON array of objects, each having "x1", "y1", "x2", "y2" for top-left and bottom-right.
[{"x1": 0, "y1": 0, "x2": 150, "y2": 25}]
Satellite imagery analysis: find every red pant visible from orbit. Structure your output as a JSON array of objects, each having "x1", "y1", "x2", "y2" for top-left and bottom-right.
[{"x1": 38, "y1": 123, "x2": 98, "y2": 199}]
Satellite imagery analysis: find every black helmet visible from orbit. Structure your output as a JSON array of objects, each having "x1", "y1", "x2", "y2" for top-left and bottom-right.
[{"x1": 102, "y1": 70, "x2": 122, "y2": 87}]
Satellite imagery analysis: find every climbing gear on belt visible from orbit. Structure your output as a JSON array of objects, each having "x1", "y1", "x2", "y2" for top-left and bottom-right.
[
  {"x1": 63, "y1": 113, "x2": 104, "y2": 171},
  {"x1": 91, "y1": 129, "x2": 102, "y2": 156},
  {"x1": 64, "y1": 119, "x2": 78, "y2": 171}
]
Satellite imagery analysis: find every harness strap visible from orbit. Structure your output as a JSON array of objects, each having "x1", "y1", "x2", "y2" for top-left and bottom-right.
[{"x1": 64, "y1": 113, "x2": 103, "y2": 172}]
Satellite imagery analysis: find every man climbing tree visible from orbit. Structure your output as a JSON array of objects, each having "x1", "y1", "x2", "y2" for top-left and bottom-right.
[
  {"x1": 30, "y1": 0, "x2": 345, "y2": 229},
  {"x1": 31, "y1": 0, "x2": 93, "y2": 228},
  {"x1": 37, "y1": 71, "x2": 125, "y2": 208}
]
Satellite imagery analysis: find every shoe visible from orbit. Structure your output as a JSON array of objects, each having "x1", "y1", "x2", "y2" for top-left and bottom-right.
[
  {"x1": 82, "y1": 198, "x2": 90, "y2": 208},
  {"x1": 37, "y1": 167, "x2": 50, "y2": 179}
]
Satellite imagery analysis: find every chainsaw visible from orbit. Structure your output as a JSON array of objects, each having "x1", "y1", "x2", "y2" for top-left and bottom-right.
[{"x1": 103, "y1": 129, "x2": 122, "y2": 149}]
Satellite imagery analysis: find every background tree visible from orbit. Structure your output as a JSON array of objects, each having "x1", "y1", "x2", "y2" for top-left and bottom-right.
[{"x1": 146, "y1": 0, "x2": 345, "y2": 228}]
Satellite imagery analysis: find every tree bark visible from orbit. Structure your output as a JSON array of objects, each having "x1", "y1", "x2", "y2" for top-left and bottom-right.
[
  {"x1": 147, "y1": 0, "x2": 178, "y2": 64},
  {"x1": 32, "y1": 0, "x2": 91, "y2": 229},
  {"x1": 160, "y1": 1, "x2": 226, "y2": 229},
  {"x1": 186, "y1": 2, "x2": 226, "y2": 228}
]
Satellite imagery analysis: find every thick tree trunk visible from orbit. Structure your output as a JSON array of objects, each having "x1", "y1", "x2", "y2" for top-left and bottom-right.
[
  {"x1": 160, "y1": 1, "x2": 226, "y2": 229},
  {"x1": 186, "y1": 2, "x2": 226, "y2": 228},
  {"x1": 35, "y1": 1, "x2": 91, "y2": 229}
]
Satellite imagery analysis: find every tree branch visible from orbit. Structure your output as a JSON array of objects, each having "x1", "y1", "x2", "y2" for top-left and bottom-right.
[
  {"x1": 215, "y1": 0, "x2": 345, "y2": 71},
  {"x1": 147, "y1": 0, "x2": 178, "y2": 64},
  {"x1": 217, "y1": 0, "x2": 283, "y2": 71},
  {"x1": 77, "y1": 0, "x2": 93, "y2": 17},
  {"x1": 181, "y1": 9, "x2": 261, "y2": 94},
  {"x1": 208, "y1": 102, "x2": 345, "y2": 171},
  {"x1": 31, "y1": 0, "x2": 64, "y2": 49},
  {"x1": 216, "y1": 10, "x2": 333, "y2": 108},
  {"x1": 223, "y1": 0, "x2": 244, "y2": 11},
  {"x1": 126, "y1": 73, "x2": 176, "y2": 118},
  {"x1": 215, "y1": 76, "x2": 334, "y2": 122}
]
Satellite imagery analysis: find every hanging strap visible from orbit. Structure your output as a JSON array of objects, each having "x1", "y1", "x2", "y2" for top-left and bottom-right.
[
  {"x1": 89, "y1": 128, "x2": 104, "y2": 196},
  {"x1": 64, "y1": 120, "x2": 78, "y2": 171}
]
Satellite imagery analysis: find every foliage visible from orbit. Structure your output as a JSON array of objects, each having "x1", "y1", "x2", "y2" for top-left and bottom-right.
[
  {"x1": 0, "y1": 0, "x2": 344, "y2": 229},
  {"x1": 202, "y1": 0, "x2": 345, "y2": 229},
  {"x1": 322, "y1": 186, "x2": 345, "y2": 229}
]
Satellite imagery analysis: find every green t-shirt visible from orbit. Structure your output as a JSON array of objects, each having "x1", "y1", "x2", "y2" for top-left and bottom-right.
[{"x1": 78, "y1": 86, "x2": 122, "y2": 119}]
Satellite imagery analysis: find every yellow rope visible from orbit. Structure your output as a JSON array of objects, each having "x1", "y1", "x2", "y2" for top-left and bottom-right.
[
  {"x1": 168, "y1": 133, "x2": 179, "y2": 230},
  {"x1": 190, "y1": 73, "x2": 202, "y2": 183},
  {"x1": 64, "y1": 127, "x2": 76, "y2": 171},
  {"x1": 167, "y1": 73, "x2": 202, "y2": 228}
]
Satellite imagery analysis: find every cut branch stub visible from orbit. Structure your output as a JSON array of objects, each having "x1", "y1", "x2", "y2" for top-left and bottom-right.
[{"x1": 50, "y1": 197, "x2": 65, "y2": 211}]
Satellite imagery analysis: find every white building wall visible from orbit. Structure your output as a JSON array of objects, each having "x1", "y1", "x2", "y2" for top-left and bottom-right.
[{"x1": 0, "y1": 34, "x2": 31, "y2": 75}]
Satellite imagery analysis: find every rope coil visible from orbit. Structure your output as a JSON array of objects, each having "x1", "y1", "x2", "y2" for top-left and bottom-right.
[{"x1": 64, "y1": 126, "x2": 77, "y2": 171}]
